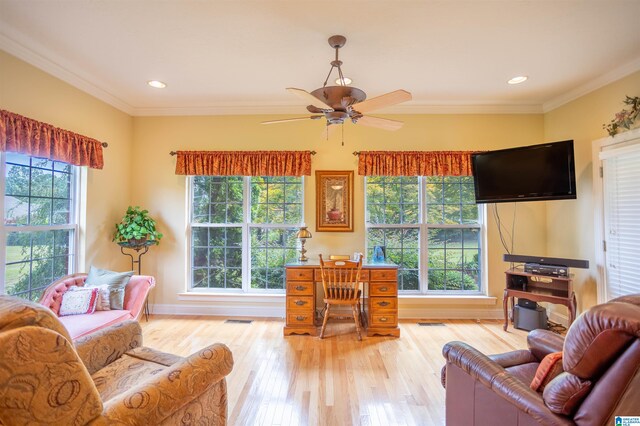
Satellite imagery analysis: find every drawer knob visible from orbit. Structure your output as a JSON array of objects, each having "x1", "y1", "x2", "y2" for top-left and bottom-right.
[
  {"x1": 379, "y1": 317, "x2": 388, "y2": 322},
  {"x1": 295, "y1": 300, "x2": 307, "y2": 306},
  {"x1": 295, "y1": 285, "x2": 306, "y2": 291},
  {"x1": 379, "y1": 287, "x2": 388, "y2": 292},
  {"x1": 378, "y1": 301, "x2": 390, "y2": 307},
  {"x1": 296, "y1": 315, "x2": 306, "y2": 321}
]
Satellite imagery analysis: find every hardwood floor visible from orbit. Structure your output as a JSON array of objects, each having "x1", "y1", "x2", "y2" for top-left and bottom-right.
[{"x1": 141, "y1": 317, "x2": 528, "y2": 426}]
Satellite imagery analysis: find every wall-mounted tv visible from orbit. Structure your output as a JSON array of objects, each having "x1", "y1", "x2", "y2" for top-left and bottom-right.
[{"x1": 471, "y1": 140, "x2": 577, "y2": 203}]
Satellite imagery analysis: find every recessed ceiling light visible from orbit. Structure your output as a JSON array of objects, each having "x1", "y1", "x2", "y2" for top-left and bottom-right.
[
  {"x1": 147, "y1": 80, "x2": 167, "y2": 89},
  {"x1": 507, "y1": 76, "x2": 528, "y2": 85},
  {"x1": 335, "y1": 77, "x2": 352, "y2": 86}
]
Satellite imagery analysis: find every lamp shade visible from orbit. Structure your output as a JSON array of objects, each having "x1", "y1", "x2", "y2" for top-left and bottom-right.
[{"x1": 296, "y1": 227, "x2": 312, "y2": 239}]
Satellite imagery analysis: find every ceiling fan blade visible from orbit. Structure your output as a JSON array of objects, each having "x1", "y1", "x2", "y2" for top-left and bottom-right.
[
  {"x1": 355, "y1": 115, "x2": 404, "y2": 131},
  {"x1": 286, "y1": 88, "x2": 334, "y2": 111},
  {"x1": 354, "y1": 89, "x2": 412, "y2": 113},
  {"x1": 262, "y1": 116, "x2": 323, "y2": 125}
]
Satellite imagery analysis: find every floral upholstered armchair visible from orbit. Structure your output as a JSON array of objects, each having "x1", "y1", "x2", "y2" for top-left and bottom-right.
[{"x1": 0, "y1": 295, "x2": 234, "y2": 425}]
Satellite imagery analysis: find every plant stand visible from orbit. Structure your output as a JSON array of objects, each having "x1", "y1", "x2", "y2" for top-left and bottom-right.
[{"x1": 118, "y1": 241, "x2": 155, "y2": 321}]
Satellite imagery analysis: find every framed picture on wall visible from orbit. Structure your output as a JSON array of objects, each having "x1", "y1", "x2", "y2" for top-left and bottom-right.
[{"x1": 315, "y1": 170, "x2": 354, "y2": 232}]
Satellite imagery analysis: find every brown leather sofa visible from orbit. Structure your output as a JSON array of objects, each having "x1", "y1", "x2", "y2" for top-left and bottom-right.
[{"x1": 442, "y1": 295, "x2": 640, "y2": 426}]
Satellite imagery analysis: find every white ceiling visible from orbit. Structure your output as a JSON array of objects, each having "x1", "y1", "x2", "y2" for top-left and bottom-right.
[{"x1": 1, "y1": 0, "x2": 639, "y2": 116}]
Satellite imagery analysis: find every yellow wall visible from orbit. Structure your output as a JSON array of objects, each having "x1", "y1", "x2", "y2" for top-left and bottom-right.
[
  {"x1": 544, "y1": 70, "x2": 640, "y2": 314},
  {"x1": 132, "y1": 114, "x2": 545, "y2": 314},
  {"x1": 0, "y1": 50, "x2": 134, "y2": 272}
]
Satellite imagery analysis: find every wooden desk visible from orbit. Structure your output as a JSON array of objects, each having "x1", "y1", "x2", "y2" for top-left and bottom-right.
[
  {"x1": 285, "y1": 262, "x2": 400, "y2": 337},
  {"x1": 503, "y1": 268, "x2": 576, "y2": 331}
]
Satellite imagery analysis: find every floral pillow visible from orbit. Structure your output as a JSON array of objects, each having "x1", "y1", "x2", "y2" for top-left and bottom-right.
[{"x1": 59, "y1": 287, "x2": 99, "y2": 316}]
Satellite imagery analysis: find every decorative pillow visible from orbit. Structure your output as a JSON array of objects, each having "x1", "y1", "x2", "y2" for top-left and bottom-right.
[
  {"x1": 84, "y1": 266, "x2": 134, "y2": 310},
  {"x1": 83, "y1": 284, "x2": 111, "y2": 311},
  {"x1": 59, "y1": 287, "x2": 99, "y2": 316},
  {"x1": 531, "y1": 351, "x2": 564, "y2": 392}
]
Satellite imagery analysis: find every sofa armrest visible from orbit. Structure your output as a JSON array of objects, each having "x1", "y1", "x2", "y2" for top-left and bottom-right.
[
  {"x1": 443, "y1": 341, "x2": 573, "y2": 426},
  {"x1": 123, "y1": 275, "x2": 155, "y2": 320},
  {"x1": 102, "y1": 343, "x2": 233, "y2": 424},
  {"x1": 489, "y1": 349, "x2": 538, "y2": 368},
  {"x1": 527, "y1": 329, "x2": 565, "y2": 361},
  {"x1": 75, "y1": 320, "x2": 143, "y2": 375}
]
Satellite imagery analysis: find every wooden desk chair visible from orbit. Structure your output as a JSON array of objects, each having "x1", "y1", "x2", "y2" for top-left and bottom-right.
[{"x1": 318, "y1": 254, "x2": 364, "y2": 340}]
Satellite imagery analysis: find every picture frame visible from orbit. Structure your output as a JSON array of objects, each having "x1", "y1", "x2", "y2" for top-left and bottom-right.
[{"x1": 315, "y1": 170, "x2": 354, "y2": 232}]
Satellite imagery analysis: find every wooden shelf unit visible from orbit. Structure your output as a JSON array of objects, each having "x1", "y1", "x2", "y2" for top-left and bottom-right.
[{"x1": 503, "y1": 268, "x2": 576, "y2": 331}]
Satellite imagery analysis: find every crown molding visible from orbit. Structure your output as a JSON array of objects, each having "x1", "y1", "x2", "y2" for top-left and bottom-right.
[
  {"x1": 543, "y1": 55, "x2": 640, "y2": 113},
  {"x1": 0, "y1": 32, "x2": 135, "y2": 115},
  {"x1": 132, "y1": 102, "x2": 543, "y2": 116}
]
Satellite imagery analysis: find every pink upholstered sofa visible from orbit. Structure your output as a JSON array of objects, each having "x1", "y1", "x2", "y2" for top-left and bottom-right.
[{"x1": 38, "y1": 273, "x2": 155, "y2": 340}]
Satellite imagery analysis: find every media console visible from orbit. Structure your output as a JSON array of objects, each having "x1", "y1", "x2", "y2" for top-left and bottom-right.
[{"x1": 502, "y1": 254, "x2": 588, "y2": 332}]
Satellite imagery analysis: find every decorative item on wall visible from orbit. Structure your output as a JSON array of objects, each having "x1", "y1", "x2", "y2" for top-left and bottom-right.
[
  {"x1": 603, "y1": 95, "x2": 639, "y2": 136},
  {"x1": 295, "y1": 226, "x2": 313, "y2": 262},
  {"x1": 316, "y1": 170, "x2": 354, "y2": 232}
]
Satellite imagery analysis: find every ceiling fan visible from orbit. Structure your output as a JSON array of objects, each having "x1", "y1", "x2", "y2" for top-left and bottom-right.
[{"x1": 262, "y1": 35, "x2": 412, "y2": 132}]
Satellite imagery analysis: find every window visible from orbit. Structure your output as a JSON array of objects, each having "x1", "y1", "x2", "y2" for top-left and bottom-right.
[
  {"x1": 365, "y1": 176, "x2": 482, "y2": 294},
  {"x1": 1, "y1": 153, "x2": 79, "y2": 300},
  {"x1": 189, "y1": 176, "x2": 303, "y2": 292}
]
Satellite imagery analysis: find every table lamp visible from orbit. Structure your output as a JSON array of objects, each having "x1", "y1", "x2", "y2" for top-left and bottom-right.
[{"x1": 296, "y1": 226, "x2": 312, "y2": 262}]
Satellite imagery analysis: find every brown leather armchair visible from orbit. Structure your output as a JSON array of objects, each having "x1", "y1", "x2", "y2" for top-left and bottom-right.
[{"x1": 442, "y1": 295, "x2": 640, "y2": 426}]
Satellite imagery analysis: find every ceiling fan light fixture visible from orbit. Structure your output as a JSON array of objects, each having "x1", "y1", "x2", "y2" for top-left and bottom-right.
[
  {"x1": 507, "y1": 76, "x2": 528, "y2": 85},
  {"x1": 147, "y1": 80, "x2": 167, "y2": 89},
  {"x1": 335, "y1": 77, "x2": 352, "y2": 86}
]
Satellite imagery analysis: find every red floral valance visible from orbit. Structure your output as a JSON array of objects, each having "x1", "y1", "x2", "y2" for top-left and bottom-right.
[
  {"x1": 175, "y1": 150, "x2": 312, "y2": 176},
  {"x1": 0, "y1": 110, "x2": 104, "y2": 169},
  {"x1": 357, "y1": 151, "x2": 477, "y2": 176}
]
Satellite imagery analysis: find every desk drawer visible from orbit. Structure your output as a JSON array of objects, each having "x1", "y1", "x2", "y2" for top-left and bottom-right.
[
  {"x1": 370, "y1": 269, "x2": 397, "y2": 281},
  {"x1": 286, "y1": 312, "x2": 315, "y2": 326},
  {"x1": 286, "y1": 269, "x2": 314, "y2": 281},
  {"x1": 370, "y1": 282, "x2": 398, "y2": 296},
  {"x1": 286, "y1": 296, "x2": 314, "y2": 310},
  {"x1": 370, "y1": 313, "x2": 397, "y2": 327},
  {"x1": 370, "y1": 297, "x2": 397, "y2": 311},
  {"x1": 287, "y1": 282, "x2": 313, "y2": 296},
  {"x1": 314, "y1": 269, "x2": 370, "y2": 282}
]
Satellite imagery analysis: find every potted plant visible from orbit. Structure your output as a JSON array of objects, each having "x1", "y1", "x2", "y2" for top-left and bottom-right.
[{"x1": 113, "y1": 206, "x2": 163, "y2": 248}]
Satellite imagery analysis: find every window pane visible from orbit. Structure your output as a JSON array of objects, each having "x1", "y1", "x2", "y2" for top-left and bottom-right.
[
  {"x1": 190, "y1": 226, "x2": 242, "y2": 290},
  {"x1": 367, "y1": 227, "x2": 419, "y2": 291},
  {"x1": 191, "y1": 176, "x2": 243, "y2": 224},
  {"x1": 250, "y1": 227, "x2": 298, "y2": 290},
  {"x1": 427, "y1": 227, "x2": 480, "y2": 291},
  {"x1": 3, "y1": 154, "x2": 77, "y2": 300},
  {"x1": 4, "y1": 230, "x2": 74, "y2": 300},
  {"x1": 251, "y1": 177, "x2": 302, "y2": 224},
  {"x1": 365, "y1": 176, "x2": 419, "y2": 225},
  {"x1": 427, "y1": 176, "x2": 479, "y2": 226}
]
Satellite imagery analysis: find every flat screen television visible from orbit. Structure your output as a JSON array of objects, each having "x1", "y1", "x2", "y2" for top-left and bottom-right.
[{"x1": 471, "y1": 140, "x2": 577, "y2": 203}]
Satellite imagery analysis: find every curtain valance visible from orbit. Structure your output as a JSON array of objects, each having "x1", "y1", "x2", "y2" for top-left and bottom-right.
[
  {"x1": 174, "y1": 150, "x2": 312, "y2": 176},
  {"x1": 357, "y1": 150, "x2": 476, "y2": 176},
  {"x1": 0, "y1": 110, "x2": 104, "y2": 169}
]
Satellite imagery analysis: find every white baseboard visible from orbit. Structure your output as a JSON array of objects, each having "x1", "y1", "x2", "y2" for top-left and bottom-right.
[
  {"x1": 150, "y1": 303, "x2": 505, "y2": 320},
  {"x1": 548, "y1": 311, "x2": 569, "y2": 327}
]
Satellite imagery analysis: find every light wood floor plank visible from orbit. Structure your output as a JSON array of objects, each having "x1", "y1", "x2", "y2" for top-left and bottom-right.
[{"x1": 141, "y1": 317, "x2": 528, "y2": 426}]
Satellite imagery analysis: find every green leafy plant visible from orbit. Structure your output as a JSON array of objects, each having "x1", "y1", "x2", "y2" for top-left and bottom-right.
[
  {"x1": 113, "y1": 206, "x2": 163, "y2": 246},
  {"x1": 603, "y1": 95, "x2": 640, "y2": 136}
]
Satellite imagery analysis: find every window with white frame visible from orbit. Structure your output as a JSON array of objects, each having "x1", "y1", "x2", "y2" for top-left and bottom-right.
[
  {"x1": 1, "y1": 152, "x2": 79, "y2": 300},
  {"x1": 365, "y1": 175, "x2": 483, "y2": 293},
  {"x1": 189, "y1": 176, "x2": 303, "y2": 292}
]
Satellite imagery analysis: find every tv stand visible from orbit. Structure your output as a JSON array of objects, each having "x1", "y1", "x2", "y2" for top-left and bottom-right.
[{"x1": 503, "y1": 268, "x2": 576, "y2": 331}]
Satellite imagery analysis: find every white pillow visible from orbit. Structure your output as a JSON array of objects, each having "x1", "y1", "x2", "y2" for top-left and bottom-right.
[{"x1": 60, "y1": 287, "x2": 99, "y2": 316}]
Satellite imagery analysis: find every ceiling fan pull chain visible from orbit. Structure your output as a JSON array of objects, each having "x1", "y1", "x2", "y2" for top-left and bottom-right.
[{"x1": 342, "y1": 124, "x2": 344, "y2": 146}]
